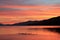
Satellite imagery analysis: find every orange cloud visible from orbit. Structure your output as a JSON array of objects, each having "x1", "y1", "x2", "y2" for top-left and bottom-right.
[{"x1": 0, "y1": 5, "x2": 60, "y2": 24}]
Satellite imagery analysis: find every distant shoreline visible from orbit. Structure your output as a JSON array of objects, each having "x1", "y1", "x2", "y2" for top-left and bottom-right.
[
  {"x1": 0, "y1": 25, "x2": 60, "y2": 26},
  {"x1": 0, "y1": 16, "x2": 60, "y2": 26}
]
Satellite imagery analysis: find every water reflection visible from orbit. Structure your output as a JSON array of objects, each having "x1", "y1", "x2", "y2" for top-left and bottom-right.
[
  {"x1": 43, "y1": 28, "x2": 60, "y2": 34},
  {"x1": 17, "y1": 33, "x2": 36, "y2": 35},
  {"x1": 28, "y1": 28, "x2": 60, "y2": 34},
  {"x1": 0, "y1": 26, "x2": 60, "y2": 40}
]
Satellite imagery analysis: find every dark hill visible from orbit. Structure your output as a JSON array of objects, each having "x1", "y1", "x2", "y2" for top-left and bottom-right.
[{"x1": 12, "y1": 16, "x2": 60, "y2": 26}]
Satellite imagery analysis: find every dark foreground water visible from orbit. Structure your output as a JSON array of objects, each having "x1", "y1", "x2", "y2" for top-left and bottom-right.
[{"x1": 0, "y1": 26, "x2": 60, "y2": 40}]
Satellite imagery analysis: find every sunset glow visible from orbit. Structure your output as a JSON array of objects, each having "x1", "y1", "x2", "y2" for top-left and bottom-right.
[
  {"x1": 0, "y1": 5, "x2": 60, "y2": 24},
  {"x1": 0, "y1": 0, "x2": 60, "y2": 40},
  {"x1": 0, "y1": 0, "x2": 60, "y2": 24}
]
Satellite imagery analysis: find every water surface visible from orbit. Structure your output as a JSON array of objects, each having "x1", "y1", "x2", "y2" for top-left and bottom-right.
[{"x1": 0, "y1": 26, "x2": 60, "y2": 40}]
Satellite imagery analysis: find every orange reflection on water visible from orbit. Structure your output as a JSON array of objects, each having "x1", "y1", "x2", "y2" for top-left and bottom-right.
[{"x1": 0, "y1": 26, "x2": 60, "y2": 40}]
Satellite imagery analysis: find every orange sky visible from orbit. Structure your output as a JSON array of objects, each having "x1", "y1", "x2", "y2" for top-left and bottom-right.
[{"x1": 0, "y1": 5, "x2": 60, "y2": 24}]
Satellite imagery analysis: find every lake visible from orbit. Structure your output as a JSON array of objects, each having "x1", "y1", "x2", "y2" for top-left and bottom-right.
[{"x1": 0, "y1": 26, "x2": 60, "y2": 40}]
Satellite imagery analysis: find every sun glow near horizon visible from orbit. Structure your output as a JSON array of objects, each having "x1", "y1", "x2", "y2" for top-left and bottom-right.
[
  {"x1": 0, "y1": 7, "x2": 60, "y2": 24},
  {"x1": 0, "y1": 15, "x2": 58, "y2": 24},
  {"x1": 0, "y1": 3, "x2": 60, "y2": 24}
]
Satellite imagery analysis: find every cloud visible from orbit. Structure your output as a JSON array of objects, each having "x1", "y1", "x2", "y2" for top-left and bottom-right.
[
  {"x1": 0, "y1": 5, "x2": 60, "y2": 16},
  {"x1": 0, "y1": 0, "x2": 60, "y2": 5},
  {"x1": 0, "y1": 7, "x2": 44, "y2": 11},
  {"x1": 0, "y1": 8, "x2": 36, "y2": 11},
  {"x1": 0, "y1": 8, "x2": 18, "y2": 11}
]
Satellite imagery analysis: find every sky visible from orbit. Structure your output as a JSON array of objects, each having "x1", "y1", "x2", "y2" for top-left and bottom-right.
[{"x1": 0, "y1": 0, "x2": 60, "y2": 24}]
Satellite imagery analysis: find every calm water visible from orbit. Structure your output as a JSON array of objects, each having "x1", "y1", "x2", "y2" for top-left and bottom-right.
[{"x1": 0, "y1": 26, "x2": 60, "y2": 40}]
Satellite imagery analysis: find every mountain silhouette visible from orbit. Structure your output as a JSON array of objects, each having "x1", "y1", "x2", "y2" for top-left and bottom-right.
[
  {"x1": 0, "y1": 16, "x2": 60, "y2": 26},
  {"x1": 12, "y1": 16, "x2": 60, "y2": 26}
]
